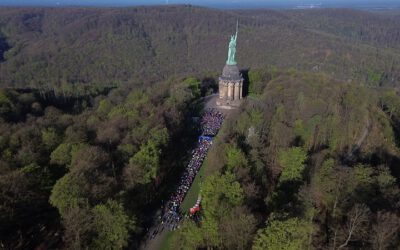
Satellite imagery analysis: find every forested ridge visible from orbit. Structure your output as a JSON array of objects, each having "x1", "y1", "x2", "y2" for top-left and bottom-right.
[
  {"x1": 0, "y1": 5, "x2": 400, "y2": 250},
  {"x1": 0, "y1": 6, "x2": 400, "y2": 90}
]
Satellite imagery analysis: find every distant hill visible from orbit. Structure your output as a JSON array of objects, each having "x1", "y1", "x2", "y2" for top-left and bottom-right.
[{"x1": 0, "y1": 6, "x2": 399, "y2": 89}]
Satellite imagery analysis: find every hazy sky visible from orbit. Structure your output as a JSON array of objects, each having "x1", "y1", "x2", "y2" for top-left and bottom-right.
[{"x1": 0, "y1": 0, "x2": 399, "y2": 8}]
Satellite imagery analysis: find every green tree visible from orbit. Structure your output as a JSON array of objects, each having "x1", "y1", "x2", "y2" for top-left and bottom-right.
[
  {"x1": 50, "y1": 143, "x2": 84, "y2": 166},
  {"x1": 124, "y1": 128, "x2": 168, "y2": 186},
  {"x1": 91, "y1": 200, "x2": 132, "y2": 250},
  {"x1": 278, "y1": 147, "x2": 307, "y2": 183},
  {"x1": 253, "y1": 217, "x2": 311, "y2": 250},
  {"x1": 125, "y1": 140, "x2": 161, "y2": 186},
  {"x1": 202, "y1": 173, "x2": 244, "y2": 247},
  {"x1": 41, "y1": 127, "x2": 61, "y2": 151},
  {"x1": 169, "y1": 220, "x2": 203, "y2": 250},
  {"x1": 49, "y1": 173, "x2": 87, "y2": 217},
  {"x1": 50, "y1": 143, "x2": 72, "y2": 166},
  {"x1": 226, "y1": 146, "x2": 247, "y2": 172},
  {"x1": 172, "y1": 173, "x2": 245, "y2": 249},
  {"x1": 313, "y1": 158, "x2": 339, "y2": 208},
  {"x1": 202, "y1": 172, "x2": 244, "y2": 218},
  {"x1": 380, "y1": 91, "x2": 400, "y2": 118},
  {"x1": 97, "y1": 99, "x2": 112, "y2": 115},
  {"x1": 376, "y1": 166, "x2": 396, "y2": 190},
  {"x1": 183, "y1": 77, "x2": 201, "y2": 98},
  {"x1": 0, "y1": 91, "x2": 14, "y2": 118},
  {"x1": 350, "y1": 164, "x2": 375, "y2": 204},
  {"x1": 248, "y1": 70, "x2": 264, "y2": 95}
]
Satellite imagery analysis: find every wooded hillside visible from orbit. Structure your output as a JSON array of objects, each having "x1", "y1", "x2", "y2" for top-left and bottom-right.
[
  {"x1": 0, "y1": 6, "x2": 399, "y2": 90},
  {"x1": 1, "y1": 5, "x2": 400, "y2": 250}
]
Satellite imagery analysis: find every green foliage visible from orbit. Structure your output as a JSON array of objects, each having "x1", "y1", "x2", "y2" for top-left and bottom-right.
[
  {"x1": 41, "y1": 127, "x2": 61, "y2": 151},
  {"x1": 20, "y1": 163, "x2": 41, "y2": 174},
  {"x1": 202, "y1": 172, "x2": 244, "y2": 218},
  {"x1": 0, "y1": 91, "x2": 13, "y2": 116},
  {"x1": 50, "y1": 143, "x2": 72, "y2": 166},
  {"x1": 236, "y1": 108, "x2": 263, "y2": 136},
  {"x1": 376, "y1": 167, "x2": 396, "y2": 190},
  {"x1": 226, "y1": 146, "x2": 247, "y2": 172},
  {"x1": 353, "y1": 164, "x2": 374, "y2": 187},
  {"x1": 1, "y1": 7, "x2": 399, "y2": 91},
  {"x1": 129, "y1": 141, "x2": 160, "y2": 184},
  {"x1": 97, "y1": 99, "x2": 112, "y2": 115},
  {"x1": 0, "y1": 69, "x2": 199, "y2": 247},
  {"x1": 313, "y1": 158, "x2": 338, "y2": 207},
  {"x1": 125, "y1": 127, "x2": 169, "y2": 185},
  {"x1": 184, "y1": 77, "x2": 201, "y2": 98},
  {"x1": 249, "y1": 71, "x2": 264, "y2": 95},
  {"x1": 1, "y1": 14, "x2": 400, "y2": 247},
  {"x1": 278, "y1": 147, "x2": 307, "y2": 183},
  {"x1": 381, "y1": 91, "x2": 400, "y2": 118},
  {"x1": 296, "y1": 92, "x2": 305, "y2": 108},
  {"x1": 366, "y1": 69, "x2": 382, "y2": 87},
  {"x1": 117, "y1": 144, "x2": 136, "y2": 161},
  {"x1": 294, "y1": 119, "x2": 306, "y2": 142},
  {"x1": 65, "y1": 125, "x2": 88, "y2": 144},
  {"x1": 91, "y1": 200, "x2": 132, "y2": 250},
  {"x1": 168, "y1": 220, "x2": 203, "y2": 250},
  {"x1": 201, "y1": 173, "x2": 244, "y2": 246},
  {"x1": 2, "y1": 148, "x2": 13, "y2": 162},
  {"x1": 49, "y1": 173, "x2": 87, "y2": 217},
  {"x1": 172, "y1": 173, "x2": 245, "y2": 249},
  {"x1": 50, "y1": 143, "x2": 84, "y2": 167},
  {"x1": 253, "y1": 217, "x2": 311, "y2": 250},
  {"x1": 248, "y1": 109, "x2": 264, "y2": 127},
  {"x1": 326, "y1": 115, "x2": 341, "y2": 151}
]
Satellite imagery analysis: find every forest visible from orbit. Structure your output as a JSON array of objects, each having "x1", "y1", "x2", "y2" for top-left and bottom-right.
[
  {"x1": 0, "y1": 5, "x2": 400, "y2": 250},
  {"x1": 0, "y1": 6, "x2": 400, "y2": 90}
]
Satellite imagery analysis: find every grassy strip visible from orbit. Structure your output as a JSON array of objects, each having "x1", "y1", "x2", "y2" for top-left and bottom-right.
[
  {"x1": 181, "y1": 165, "x2": 204, "y2": 212},
  {"x1": 160, "y1": 231, "x2": 174, "y2": 250}
]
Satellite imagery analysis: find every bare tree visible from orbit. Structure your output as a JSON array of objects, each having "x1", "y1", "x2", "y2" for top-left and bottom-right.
[
  {"x1": 337, "y1": 204, "x2": 370, "y2": 249},
  {"x1": 372, "y1": 211, "x2": 400, "y2": 250}
]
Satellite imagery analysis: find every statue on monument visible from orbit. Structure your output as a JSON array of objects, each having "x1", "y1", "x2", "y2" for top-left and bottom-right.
[
  {"x1": 226, "y1": 21, "x2": 238, "y2": 65},
  {"x1": 217, "y1": 20, "x2": 243, "y2": 108}
]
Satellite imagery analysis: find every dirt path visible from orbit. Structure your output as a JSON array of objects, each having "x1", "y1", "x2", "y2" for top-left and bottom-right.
[{"x1": 140, "y1": 227, "x2": 168, "y2": 250}]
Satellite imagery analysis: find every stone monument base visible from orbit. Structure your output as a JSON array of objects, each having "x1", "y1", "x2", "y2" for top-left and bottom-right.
[
  {"x1": 216, "y1": 64, "x2": 244, "y2": 109},
  {"x1": 216, "y1": 98, "x2": 241, "y2": 109}
]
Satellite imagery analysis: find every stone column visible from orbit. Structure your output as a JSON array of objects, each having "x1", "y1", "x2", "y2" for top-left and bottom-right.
[
  {"x1": 228, "y1": 82, "x2": 233, "y2": 100},
  {"x1": 234, "y1": 83, "x2": 240, "y2": 100},
  {"x1": 239, "y1": 82, "x2": 242, "y2": 99},
  {"x1": 219, "y1": 82, "x2": 224, "y2": 99}
]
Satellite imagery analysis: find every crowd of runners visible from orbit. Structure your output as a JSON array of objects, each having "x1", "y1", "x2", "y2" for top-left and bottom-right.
[
  {"x1": 201, "y1": 109, "x2": 224, "y2": 136},
  {"x1": 147, "y1": 109, "x2": 224, "y2": 239}
]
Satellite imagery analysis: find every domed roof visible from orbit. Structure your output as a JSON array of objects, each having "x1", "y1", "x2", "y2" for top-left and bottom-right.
[{"x1": 221, "y1": 64, "x2": 242, "y2": 80}]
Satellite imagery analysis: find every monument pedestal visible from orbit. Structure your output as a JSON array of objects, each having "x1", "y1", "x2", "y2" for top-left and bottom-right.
[{"x1": 216, "y1": 64, "x2": 244, "y2": 109}]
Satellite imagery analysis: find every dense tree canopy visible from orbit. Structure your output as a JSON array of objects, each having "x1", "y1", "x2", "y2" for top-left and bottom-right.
[
  {"x1": 253, "y1": 217, "x2": 311, "y2": 250},
  {"x1": 1, "y1": 5, "x2": 400, "y2": 249}
]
